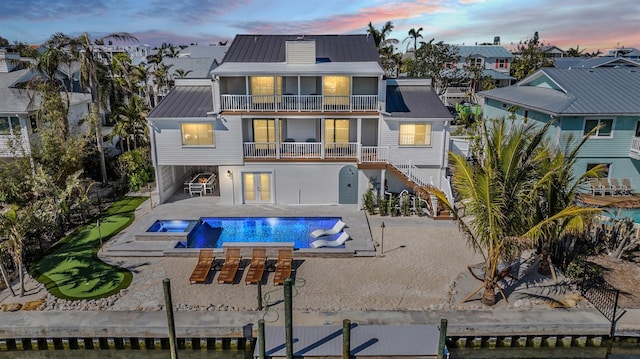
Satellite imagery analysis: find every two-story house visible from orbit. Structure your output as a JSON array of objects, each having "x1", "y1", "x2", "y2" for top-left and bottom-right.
[
  {"x1": 147, "y1": 35, "x2": 454, "y2": 207},
  {"x1": 0, "y1": 48, "x2": 91, "y2": 157},
  {"x1": 479, "y1": 67, "x2": 640, "y2": 190},
  {"x1": 443, "y1": 45, "x2": 515, "y2": 106}
]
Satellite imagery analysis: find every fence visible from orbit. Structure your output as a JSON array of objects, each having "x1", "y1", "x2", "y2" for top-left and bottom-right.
[{"x1": 579, "y1": 263, "x2": 621, "y2": 338}]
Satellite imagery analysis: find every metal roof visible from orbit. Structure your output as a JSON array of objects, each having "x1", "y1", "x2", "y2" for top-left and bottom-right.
[
  {"x1": 455, "y1": 45, "x2": 514, "y2": 59},
  {"x1": 386, "y1": 84, "x2": 453, "y2": 119},
  {"x1": 222, "y1": 35, "x2": 380, "y2": 63},
  {"x1": 553, "y1": 57, "x2": 640, "y2": 69},
  {"x1": 480, "y1": 67, "x2": 640, "y2": 115},
  {"x1": 147, "y1": 85, "x2": 212, "y2": 118},
  {"x1": 162, "y1": 58, "x2": 218, "y2": 78},
  {"x1": 257, "y1": 325, "x2": 440, "y2": 357},
  {"x1": 177, "y1": 45, "x2": 228, "y2": 60}
]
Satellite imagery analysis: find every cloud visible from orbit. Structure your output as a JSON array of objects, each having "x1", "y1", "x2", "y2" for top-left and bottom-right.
[
  {"x1": 132, "y1": 29, "x2": 227, "y2": 47},
  {"x1": 141, "y1": 0, "x2": 251, "y2": 23},
  {"x1": 0, "y1": 0, "x2": 108, "y2": 21}
]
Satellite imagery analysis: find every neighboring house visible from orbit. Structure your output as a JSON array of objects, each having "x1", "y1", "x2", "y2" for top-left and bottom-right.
[
  {"x1": 443, "y1": 45, "x2": 515, "y2": 106},
  {"x1": 0, "y1": 48, "x2": 91, "y2": 157},
  {"x1": 479, "y1": 67, "x2": 640, "y2": 190},
  {"x1": 605, "y1": 47, "x2": 640, "y2": 60},
  {"x1": 164, "y1": 45, "x2": 228, "y2": 79},
  {"x1": 147, "y1": 35, "x2": 454, "y2": 207},
  {"x1": 541, "y1": 45, "x2": 566, "y2": 59}
]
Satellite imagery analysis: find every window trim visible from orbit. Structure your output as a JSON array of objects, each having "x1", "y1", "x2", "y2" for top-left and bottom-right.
[
  {"x1": 398, "y1": 123, "x2": 433, "y2": 147},
  {"x1": 583, "y1": 118, "x2": 614, "y2": 139},
  {"x1": 0, "y1": 116, "x2": 21, "y2": 136},
  {"x1": 180, "y1": 122, "x2": 215, "y2": 147}
]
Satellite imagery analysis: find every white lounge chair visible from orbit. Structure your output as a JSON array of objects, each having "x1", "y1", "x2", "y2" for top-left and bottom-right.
[
  {"x1": 311, "y1": 231, "x2": 350, "y2": 248},
  {"x1": 310, "y1": 220, "x2": 346, "y2": 238}
]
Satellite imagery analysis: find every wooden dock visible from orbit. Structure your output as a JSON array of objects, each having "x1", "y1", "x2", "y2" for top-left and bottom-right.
[{"x1": 578, "y1": 193, "x2": 640, "y2": 207}]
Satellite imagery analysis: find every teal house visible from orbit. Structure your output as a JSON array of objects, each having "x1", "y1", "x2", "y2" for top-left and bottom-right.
[{"x1": 479, "y1": 66, "x2": 640, "y2": 191}]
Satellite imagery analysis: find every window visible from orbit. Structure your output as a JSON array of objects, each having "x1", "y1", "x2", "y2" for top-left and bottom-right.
[
  {"x1": 181, "y1": 123, "x2": 214, "y2": 145},
  {"x1": 250, "y1": 76, "x2": 282, "y2": 103},
  {"x1": 0, "y1": 116, "x2": 21, "y2": 136},
  {"x1": 497, "y1": 59, "x2": 507, "y2": 68},
  {"x1": 635, "y1": 121, "x2": 640, "y2": 137},
  {"x1": 468, "y1": 58, "x2": 482, "y2": 67},
  {"x1": 399, "y1": 123, "x2": 432, "y2": 146},
  {"x1": 584, "y1": 119, "x2": 613, "y2": 137},
  {"x1": 325, "y1": 119, "x2": 350, "y2": 143},
  {"x1": 252, "y1": 119, "x2": 277, "y2": 142},
  {"x1": 587, "y1": 163, "x2": 610, "y2": 178},
  {"x1": 323, "y1": 76, "x2": 350, "y2": 106}
]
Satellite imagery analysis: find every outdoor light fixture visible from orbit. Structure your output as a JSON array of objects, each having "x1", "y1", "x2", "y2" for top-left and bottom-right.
[{"x1": 226, "y1": 170, "x2": 233, "y2": 178}]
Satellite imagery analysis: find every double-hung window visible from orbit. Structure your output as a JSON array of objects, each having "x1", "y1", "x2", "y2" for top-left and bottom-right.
[
  {"x1": 584, "y1": 119, "x2": 613, "y2": 138},
  {"x1": 399, "y1": 123, "x2": 432, "y2": 146},
  {"x1": 181, "y1": 123, "x2": 214, "y2": 146}
]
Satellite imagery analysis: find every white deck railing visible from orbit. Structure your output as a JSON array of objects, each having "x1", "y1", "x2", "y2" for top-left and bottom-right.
[
  {"x1": 243, "y1": 142, "x2": 357, "y2": 159},
  {"x1": 220, "y1": 94, "x2": 378, "y2": 112},
  {"x1": 630, "y1": 137, "x2": 640, "y2": 158}
]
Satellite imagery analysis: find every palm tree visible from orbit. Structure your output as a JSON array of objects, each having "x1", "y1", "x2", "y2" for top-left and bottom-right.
[
  {"x1": 0, "y1": 205, "x2": 34, "y2": 296},
  {"x1": 174, "y1": 68, "x2": 193, "y2": 79},
  {"x1": 565, "y1": 45, "x2": 585, "y2": 57},
  {"x1": 403, "y1": 27, "x2": 424, "y2": 52},
  {"x1": 49, "y1": 32, "x2": 138, "y2": 186},
  {"x1": 525, "y1": 134, "x2": 604, "y2": 280},
  {"x1": 366, "y1": 21, "x2": 394, "y2": 49}
]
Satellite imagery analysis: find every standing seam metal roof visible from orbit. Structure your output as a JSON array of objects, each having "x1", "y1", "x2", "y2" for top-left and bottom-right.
[
  {"x1": 386, "y1": 85, "x2": 453, "y2": 119},
  {"x1": 147, "y1": 86, "x2": 212, "y2": 118},
  {"x1": 222, "y1": 35, "x2": 380, "y2": 63}
]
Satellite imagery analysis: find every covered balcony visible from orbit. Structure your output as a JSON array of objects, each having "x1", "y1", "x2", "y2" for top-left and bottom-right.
[{"x1": 218, "y1": 75, "x2": 380, "y2": 112}]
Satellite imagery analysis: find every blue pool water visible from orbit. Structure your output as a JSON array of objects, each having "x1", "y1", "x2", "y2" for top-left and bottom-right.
[
  {"x1": 186, "y1": 217, "x2": 343, "y2": 249},
  {"x1": 604, "y1": 208, "x2": 640, "y2": 223},
  {"x1": 147, "y1": 220, "x2": 198, "y2": 232}
]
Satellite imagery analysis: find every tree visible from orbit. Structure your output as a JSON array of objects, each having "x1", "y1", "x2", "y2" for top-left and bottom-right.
[
  {"x1": 510, "y1": 31, "x2": 553, "y2": 80},
  {"x1": 403, "y1": 27, "x2": 424, "y2": 52},
  {"x1": 366, "y1": 21, "x2": 394, "y2": 49},
  {"x1": 525, "y1": 134, "x2": 604, "y2": 280},
  {"x1": 48, "y1": 32, "x2": 138, "y2": 186},
  {"x1": 174, "y1": 68, "x2": 193, "y2": 79},
  {"x1": 407, "y1": 39, "x2": 461, "y2": 95},
  {"x1": 366, "y1": 21, "x2": 399, "y2": 77},
  {"x1": 565, "y1": 45, "x2": 586, "y2": 58}
]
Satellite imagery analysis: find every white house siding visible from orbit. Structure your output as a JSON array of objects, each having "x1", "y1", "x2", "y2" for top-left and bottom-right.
[
  {"x1": 151, "y1": 116, "x2": 244, "y2": 166},
  {"x1": 218, "y1": 162, "x2": 361, "y2": 206},
  {"x1": 379, "y1": 118, "x2": 447, "y2": 166}
]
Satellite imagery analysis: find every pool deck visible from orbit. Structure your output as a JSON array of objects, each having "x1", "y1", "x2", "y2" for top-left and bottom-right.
[{"x1": 104, "y1": 193, "x2": 376, "y2": 257}]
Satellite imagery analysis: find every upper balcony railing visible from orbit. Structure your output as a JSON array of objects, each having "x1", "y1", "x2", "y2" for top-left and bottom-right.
[{"x1": 220, "y1": 94, "x2": 379, "y2": 112}]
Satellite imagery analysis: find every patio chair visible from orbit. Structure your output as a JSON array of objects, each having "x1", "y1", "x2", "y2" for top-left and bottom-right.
[
  {"x1": 311, "y1": 231, "x2": 350, "y2": 248},
  {"x1": 189, "y1": 249, "x2": 214, "y2": 284},
  {"x1": 205, "y1": 174, "x2": 217, "y2": 195},
  {"x1": 588, "y1": 178, "x2": 604, "y2": 196},
  {"x1": 610, "y1": 178, "x2": 626, "y2": 195},
  {"x1": 310, "y1": 220, "x2": 346, "y2": 238},
  {"x1": 600, "y1": 178, "x2": 616, "y2": 196},
  {"x1": 273, "y1": 248, "x2": 293, "y2": 285},
  {"x1": 622, "y1": 178, "x2": 635, "y2": 195},
  {"x1": 217, "y1": 248, "x2": 241, "y2": 284},
  {"x1": 244, "y1": 248, "x2": 267, "y2": 285}
]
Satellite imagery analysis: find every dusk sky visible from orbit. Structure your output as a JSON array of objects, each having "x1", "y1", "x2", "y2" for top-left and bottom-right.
[{"x1": 2, "y1": 0, "x2": 639, "y2": 52}]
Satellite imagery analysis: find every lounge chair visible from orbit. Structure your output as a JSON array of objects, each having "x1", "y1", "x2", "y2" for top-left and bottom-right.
[
  {"x1": 622, "y1": 178, "x2": 635, "y2": 194},
  {"x1": 205, "y1": 174, "x2": 217, "y2": 195},
  {"x1": 311, "y1": 231, "x2": 351, "y2": 248},
  {"x1": 610, "y1": 178, "x2": 626, "y2": 195},
  {"x1": 310, "y1": 220, "x2": 346, "y2": 238},
  {"x1": 588, "y1": 178, "x2": 604, "y2": 196},
  {"x1": 217, "y1": 248, "x2": 241, "y2": 284},
  {"x1": 244, "y1": 248, "x2": 266, "y2": 285},
  {"x1": 273, "y1": 248, "x2": 293, "y2": 285},
  {"x1": 600, "y1": 178, "x2": 616, "y2": 196},
  {"x1": 189, "y1": 249, "x2": 214, "y2": 284}
]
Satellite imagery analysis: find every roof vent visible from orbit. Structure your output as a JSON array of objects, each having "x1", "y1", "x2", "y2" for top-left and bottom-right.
[{"x1": 286, "y1": 40, "x2": 315, "y2": 64}]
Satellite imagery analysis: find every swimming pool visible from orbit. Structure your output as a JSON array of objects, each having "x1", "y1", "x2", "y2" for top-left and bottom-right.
[
  {"x1": 185, "y1": 217, "x2": 344, "y2": 249},
  {"x1": 604, "y1": 208, "x2": 640, "y2": 223}
]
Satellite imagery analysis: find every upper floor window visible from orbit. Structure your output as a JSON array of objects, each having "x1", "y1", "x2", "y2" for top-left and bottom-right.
[
  {"x1": 399, "y1": 123, "x2": 432, "y2": 146},
  {"x1": 181, "y1": 123, "x2": 214, "y2": 146},
  {"x1": 468, "y1": 58, "x2": 482, "y2": 67},
  {"x1": 584, "y1": 119, "x2": 613, "y2": 138},
  {"x1": 0, "y1": 116, "x2": 21, "y2": 136},
  {"x1": 325, "y1": 119, "x2": 350, "y2": 143},
  {"x1": 497, "y1": 59, "x2": 508, "y2": 68},
  {"x1": 635, "y1": 120, "x2": 640, "y2": 137},
  {"x1": 252, "y1": 119, "x2": 278, "y2": 143},
  {"x1": 250, "y1": 76, "x2": 282, "y2": 103},
  {"x1": 324, "y1": 76, "x2": 350, "y2": 106}
]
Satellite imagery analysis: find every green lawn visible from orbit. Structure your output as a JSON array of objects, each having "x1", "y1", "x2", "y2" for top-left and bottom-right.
[{"x1": 31, "y1": 196, "x2": 148, "y2": 300}]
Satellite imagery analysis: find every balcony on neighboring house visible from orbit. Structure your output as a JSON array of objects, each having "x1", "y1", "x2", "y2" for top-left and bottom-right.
[
  {"x1": 220, "y1": 94, "x2": 379, "y2": 112},
  {"x1": 630, "y1": 137, "x2": 640, "y2": 160}
]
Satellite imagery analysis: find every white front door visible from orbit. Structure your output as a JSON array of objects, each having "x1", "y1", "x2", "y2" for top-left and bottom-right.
[{"x1": 243, "y1": 172, "x2": 273, "y2": 204}]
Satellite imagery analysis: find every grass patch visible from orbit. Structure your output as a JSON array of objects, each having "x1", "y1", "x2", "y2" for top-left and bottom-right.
[{"x1": 31, "y1": 196, "x2": 148, "y2": 300}]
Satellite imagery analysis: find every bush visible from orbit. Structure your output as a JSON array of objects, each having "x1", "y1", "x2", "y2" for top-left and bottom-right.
[
  {"x1": 378, "y1": 194, "x2": 388, "y2": 216},
  {"x1": 117, "y1": 147, "x2": 155, "y2": 192},
  {"x1": 400, "y1": 192, "x2": 412, "y2": 216},
  {"x1": 564, "y1": 257, "x2": 602, "y2": 283},
  {"x1": 362, "y1": 189, "x2": 376, "y2": 215}
]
